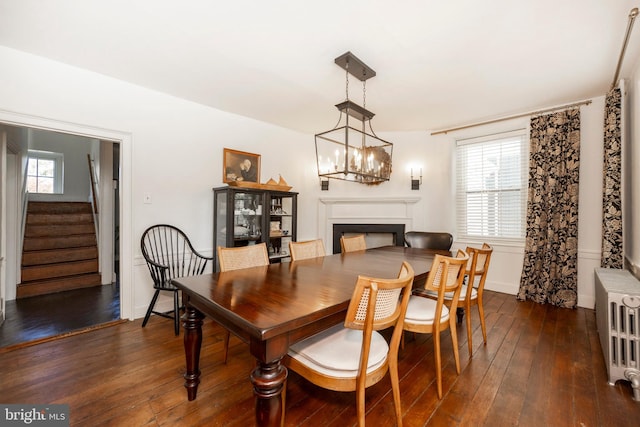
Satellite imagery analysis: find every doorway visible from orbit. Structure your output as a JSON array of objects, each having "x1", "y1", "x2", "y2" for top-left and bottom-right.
[{"x1": 0, "y1": 112, "x2": 133, "y2": 348}]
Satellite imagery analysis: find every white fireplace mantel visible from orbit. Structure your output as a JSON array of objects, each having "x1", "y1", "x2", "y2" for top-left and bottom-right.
[
  {"x1": 319, "y1": 196, "x2": 420, "y2": 205},
  {"x1": 318, "y1": 197, "x2": 420, "y2": 246}
]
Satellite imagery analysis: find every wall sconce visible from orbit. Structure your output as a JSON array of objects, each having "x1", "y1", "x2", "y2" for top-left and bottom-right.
[
  {"x1": 321, "y1": 178, "x2": 329, "y2": 191},
  {"x1": 411, "y1": 168, "x2": 422, "y2": 190}
]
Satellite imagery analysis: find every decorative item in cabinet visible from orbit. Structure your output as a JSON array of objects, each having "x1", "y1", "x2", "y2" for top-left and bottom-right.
[
  {"x1": 266, "y1": 191, "x2": 295, "y2": 262},
  {"x1": 213, "y1": 186, "x2": 297, "y2": 271}
]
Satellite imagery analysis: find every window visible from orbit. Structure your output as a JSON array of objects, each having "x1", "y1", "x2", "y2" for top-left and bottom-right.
[
  {"x1": 456, "y1": 131, "x2": 528, "y2": 241},
  {"x1": 27, "y1": 150, "x2": 64, "y2": 194}
]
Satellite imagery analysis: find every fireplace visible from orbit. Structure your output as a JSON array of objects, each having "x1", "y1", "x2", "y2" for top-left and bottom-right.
[
  {"x1": 319, "y1": 197, "x2": 419, "y2": 254},
  {"x1": 332, "y1": 223, "x2": 406, "y2": 254}
]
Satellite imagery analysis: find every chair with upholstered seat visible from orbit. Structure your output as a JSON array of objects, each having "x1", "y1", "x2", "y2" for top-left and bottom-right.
[
  {"x1": 404, "y1": 231, "x2": 453, "y2": 252},
  {"x1": 216, "y1": 243, "x2": 269, "y2": 362},
  {"x1": 141, "y1": 224, "x2": 213, "y2": 335},
  {"x1": 289, "y1": 239, "x2": 326, "y2": 261},
  {"x1": 459, "y1": 243, "x2": 493, "y2": 356},
  {"x1": 285, "y1": 261, "x2": 414, "y2": 426},
  {"x1": 418, "y1": 243, "x2": 493, "y2": 357},
  {"x1": 402, "y1": 250, "x2": 468, "y2": 398},
  {"x1": 340, "y1": 234, "x2": 367, "y2": 253}
]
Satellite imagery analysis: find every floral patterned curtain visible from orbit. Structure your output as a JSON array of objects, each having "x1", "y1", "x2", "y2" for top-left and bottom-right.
[
  {"x1": 602, "y1": 88, "x2": 623, "y2": 268},
  {"x1": 517, "y1": 109, "x2": 580, "y2": 309}
]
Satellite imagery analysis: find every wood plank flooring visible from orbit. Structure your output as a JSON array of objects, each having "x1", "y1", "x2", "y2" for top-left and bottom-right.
[
  {"x1": 0, "y1": 283, "x2": 120, "y2": 349},
  {"x1": 1, "y1": 290, "x2": 639, "y2": 426}
]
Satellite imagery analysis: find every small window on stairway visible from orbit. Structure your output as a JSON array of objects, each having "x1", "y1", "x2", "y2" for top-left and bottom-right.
[{"x1": 27, "y1": 150, "x2": 64, "y2": 194}]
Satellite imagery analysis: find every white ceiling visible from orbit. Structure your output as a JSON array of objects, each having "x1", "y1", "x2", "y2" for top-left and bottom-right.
[{"x1": 1, "y1": 0, "x2": 640, "y2": 133}]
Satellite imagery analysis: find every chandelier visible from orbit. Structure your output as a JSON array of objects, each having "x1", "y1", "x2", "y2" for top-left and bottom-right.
[{"x1": 315, "y1": 52, "x2": 393, "y2": 186}]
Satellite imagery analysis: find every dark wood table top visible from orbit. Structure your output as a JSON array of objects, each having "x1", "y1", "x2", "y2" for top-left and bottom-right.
[{"x1": 173, "y1": 245, "x2": 447, "y2": 344}]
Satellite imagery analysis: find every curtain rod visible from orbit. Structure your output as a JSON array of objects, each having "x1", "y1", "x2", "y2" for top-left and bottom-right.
[
  {"x1": 611, "y1": 7, "x2": 639, "y2": 90},
  {"x1": 430, "y1": 99, "x2": 592, "y2": 136}
]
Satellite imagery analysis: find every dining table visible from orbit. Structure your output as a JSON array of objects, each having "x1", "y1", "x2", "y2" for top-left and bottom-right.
[{"x1": 172, "y1": 245, "x2": 449, "y2": 427}]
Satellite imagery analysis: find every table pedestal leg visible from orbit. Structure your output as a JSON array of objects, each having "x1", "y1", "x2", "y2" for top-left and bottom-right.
[
  {"x1": 183, "y1": 305, "x2": 204, "y2": 401},
  {"x1": 250, "y1": 359, "x2": 288, "y2": 427}
]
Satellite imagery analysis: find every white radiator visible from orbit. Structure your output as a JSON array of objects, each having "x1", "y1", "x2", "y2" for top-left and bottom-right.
[{"x1": 595, "y1": 268, "x2": 640, "y2": 401}]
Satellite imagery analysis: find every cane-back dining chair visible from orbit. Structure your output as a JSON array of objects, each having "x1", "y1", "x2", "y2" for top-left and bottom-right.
[
  {"x1": 217, "y1": 243, "x2": 269, "y2": 272},
  {"x1": 402, "y1": 250, "x2": 468, "y2": 398},
  {"x1": 289, "y1": 239, "x2": 326, "y2": 261},
  {"x1": 141, "y1": 224, "x2": 213, "y2": 336},
  {"x1": 404, "y1": 231, "x2": 453, "y2": 252},
  {"x1": 216, "y1": 243, "x2": 269, "y2": 362},
  {"x1": 285, "y1": 261, "x2": 414, "y2": 427},
  {"x1": 418, "y1": 243, "x2": 493, "y2": 356},
  {"x1": 340, "y1": 234, "x2": 367, "y2": 253},
  {"x1": 459, "y1": 243, "x2": 493, "y2": 356}
]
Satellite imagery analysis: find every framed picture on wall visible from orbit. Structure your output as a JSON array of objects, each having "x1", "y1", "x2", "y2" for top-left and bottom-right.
[{"x1": 223, "y1": 148, "x2": 261, "y2": 183}]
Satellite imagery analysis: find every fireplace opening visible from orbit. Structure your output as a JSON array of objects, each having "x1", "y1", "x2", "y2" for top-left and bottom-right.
[{"x1": 332, "y1": 223, "x2": 406, "y2": 254}]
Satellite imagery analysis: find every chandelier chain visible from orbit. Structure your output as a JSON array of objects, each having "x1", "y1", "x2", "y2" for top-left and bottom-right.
[
  {"x1": 345, "y1": 60, "x2": 350, "y2": 101},
  {"x1": 363, "y1": 79, "x2": 366, "y2": 109}
]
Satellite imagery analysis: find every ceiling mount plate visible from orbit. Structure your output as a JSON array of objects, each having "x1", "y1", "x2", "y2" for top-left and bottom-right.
[{"x1": 334, "y1": 51, "x2": 376, "y2": 81}]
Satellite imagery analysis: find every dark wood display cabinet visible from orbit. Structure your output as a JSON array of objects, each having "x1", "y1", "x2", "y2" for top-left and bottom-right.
[{"x1": 213, "y1": 186, "x2": 298, "y2": 271}]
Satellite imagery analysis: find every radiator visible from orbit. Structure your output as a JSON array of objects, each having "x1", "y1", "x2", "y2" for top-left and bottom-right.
[{"x1": 595, "y1": 268, "x2": 640, "y2": 401}]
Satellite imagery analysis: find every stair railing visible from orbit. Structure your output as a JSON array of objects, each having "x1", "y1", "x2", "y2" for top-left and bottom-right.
[
  {"x1": 87, "y1": 154, "x2": 98, "y2": 219},
  {"x1": 87, "y1": 154, "x2": 99, "y2": 214},
  {"x1": 87, "y1": 154, "x2": 99, "y2": 235},
  {"x1": 87, "y1": 155, "x2": 101, "y2": 283}
]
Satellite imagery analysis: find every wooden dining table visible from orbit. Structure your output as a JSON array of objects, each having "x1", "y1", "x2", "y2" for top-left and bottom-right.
[{"x1": 172, "y1": 245, "x2": 448, "y2": 427}]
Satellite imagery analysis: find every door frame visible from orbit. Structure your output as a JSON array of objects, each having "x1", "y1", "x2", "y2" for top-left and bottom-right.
[
  {"x1": 0, "y1": 109, "x2": 134, "y2": 320},
  {"x1": 0, "y1": 131, "x2": 6, "y2": 322}
]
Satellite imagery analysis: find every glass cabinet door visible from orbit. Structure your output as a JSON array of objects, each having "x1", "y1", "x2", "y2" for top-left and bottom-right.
[
  {"x1": 214, "y1": 190, "x2": 228, "y2": 250},
  {"x1": 267, "y1": 193, "x2": 295, "y2": 261},
  {"x1": 232, "y1": 191, "x2": 264, "y2": 246}
]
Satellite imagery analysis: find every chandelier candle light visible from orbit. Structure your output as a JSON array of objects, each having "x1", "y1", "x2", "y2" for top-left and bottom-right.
[{"x1": 315, "y1": 51, "x2": 393, "y2": 186}]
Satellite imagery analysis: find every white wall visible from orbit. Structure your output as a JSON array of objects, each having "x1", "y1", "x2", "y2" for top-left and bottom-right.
[
  {"x1": 622, "y1": 53, "x2": 640, "y2": 277},
  {"x1": 0, "y1": 46, "x2": 312, "y2": 317},
  {"x1": 28, "y1": 128, "x2": 93, "y2": 202},
  {"x1": 0, "y1": 44, "x2": 613, "y2": 315},
  {"x1": 428, "y1": 98, "x2": 605, "y2": 309},
  {"x1": 0, "y1": 132, "x2": 6, "y2": 316},
  {"x1": 624, "y1": 53, "x2": 640, "y2": 275},
  {"x1": 301, "y1": 130, "x2": 455, "y2": 242},
  {"x1": 3, "y1": 152, "x2": 18, "y2": 302},
  {"x1": 577, "y1": 97, "x2": 606, "y2": 308}
]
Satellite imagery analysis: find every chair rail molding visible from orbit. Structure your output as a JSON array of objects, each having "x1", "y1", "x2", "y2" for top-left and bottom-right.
[{"x1": 318, "y1": 197, "x2": 420, "y2": 247}]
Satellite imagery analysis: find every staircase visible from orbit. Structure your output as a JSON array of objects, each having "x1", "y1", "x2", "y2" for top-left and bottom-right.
[{"x1": 18, "y1": 201, "x2": 101, "y2": 298}]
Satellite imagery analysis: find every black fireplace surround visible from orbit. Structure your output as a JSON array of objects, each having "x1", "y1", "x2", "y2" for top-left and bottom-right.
[{"x1": 332, "y1": 223, "x2": 406, "y2": 254}]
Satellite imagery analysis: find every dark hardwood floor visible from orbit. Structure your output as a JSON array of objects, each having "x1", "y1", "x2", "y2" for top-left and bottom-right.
[
  {"x1": 1, "y1": 290, "x2": 639, "y2": 426},
  {"x1": 0, "y1": 283, "x2": 120, "y2": 350}
]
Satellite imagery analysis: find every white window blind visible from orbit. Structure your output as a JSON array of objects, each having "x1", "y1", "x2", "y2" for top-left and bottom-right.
[{"x1": 456, "y1": 130, "x2": 528, "y2": 241}]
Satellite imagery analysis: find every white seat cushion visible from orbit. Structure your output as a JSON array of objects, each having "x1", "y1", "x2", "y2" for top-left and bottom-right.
[
  {"x1": 288, "y1": 323, "x2": 389, "y2": 378},
  {"x1": 404, "y1": 295, "x2": 450, "y2": 325},
  {"x1": 422, "y1": 285, "x2": 477, "y2": 302}
]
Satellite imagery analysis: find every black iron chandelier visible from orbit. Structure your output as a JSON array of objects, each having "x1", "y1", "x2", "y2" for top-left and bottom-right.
[{"x1": 315, "y1": 52, "x2": 393, "y2": 186}]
